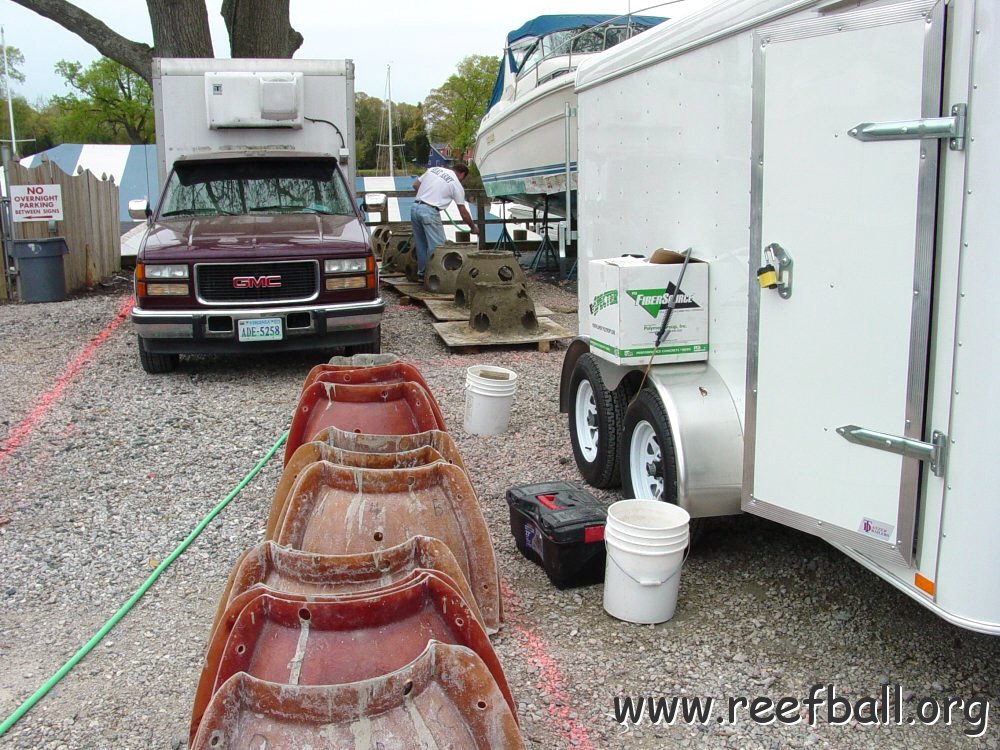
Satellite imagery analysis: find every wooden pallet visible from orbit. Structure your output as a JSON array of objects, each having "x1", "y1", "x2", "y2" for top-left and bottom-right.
[
  {"x1": 432, "y1": 318, "x2": 573, "y2": 353},
  {"x1": 382, "y1": 279, "x2": 453, "y2": 304},
  {"x1": 423, "y1": 299, "x2": 555, "y2": 322}
]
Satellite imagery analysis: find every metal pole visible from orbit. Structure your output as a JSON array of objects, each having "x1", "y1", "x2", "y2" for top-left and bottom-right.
[
  {"x1": 1, "y1": 27, "x2": 17, "y2": 158},
  {"x1": 562, "y1": 101, "x2": 573, "y2": 261},
  {"x1": 386, "y1": 66, "x2": 395, "y2": 179}
]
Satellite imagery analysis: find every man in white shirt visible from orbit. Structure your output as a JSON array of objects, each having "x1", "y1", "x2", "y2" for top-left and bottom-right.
[{"x1": 410, "y1": 163, "x2": 476, "y2": 281}]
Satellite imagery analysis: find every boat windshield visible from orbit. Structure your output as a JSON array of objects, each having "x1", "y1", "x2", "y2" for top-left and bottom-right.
[
  {"x1": 158, "y1": 159, "x2": 355, "y2": 219},
  {"x1": 485, "y1": 14, "x2": 667, "y2": 113},
  {"x1": 516, "y1": 22, "x2": 656, "y2": 79}
]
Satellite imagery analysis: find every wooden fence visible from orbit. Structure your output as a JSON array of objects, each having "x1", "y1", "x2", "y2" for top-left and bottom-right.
[{"x1": 2, "y1": 157, "x2": 120, "y2": 299}]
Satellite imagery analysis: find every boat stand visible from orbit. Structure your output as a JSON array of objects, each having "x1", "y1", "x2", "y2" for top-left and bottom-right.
[
  {"x1": 492, "y1": 199, "x2": 518, "y2": 255},
  {"x1": 529, "y1": 200, "x2": 560, "y2": 273}
]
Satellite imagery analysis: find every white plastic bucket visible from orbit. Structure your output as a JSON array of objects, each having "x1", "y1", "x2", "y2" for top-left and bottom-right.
[
  {"x1": 604, "y1": 525, "x2": 688, "y2": 553},
  {"x1": 463, "y1": 365, "x2": 518, "y2": 435},
  {"x1": 607, "y1": 499, "x2": 690, "y2": 536},
  {"x1": 603, "y1": 499, "x2": 691, "y2": 624},
  {"x1": 604, "y1": 519, "x2": 688, "y2": 545}
]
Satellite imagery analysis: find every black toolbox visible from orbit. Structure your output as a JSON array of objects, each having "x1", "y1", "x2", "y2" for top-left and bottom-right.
[{"x1": 505, "y1": 481, "x2": 608, "y2": 588}]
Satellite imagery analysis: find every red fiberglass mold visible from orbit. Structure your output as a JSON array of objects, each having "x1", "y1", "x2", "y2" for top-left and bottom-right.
[
  {"x1": 302, "y1": 361, "x2": 447, "y2": 429},
  {"x1": 301, "y1": 361, "x2": 434, "y2": 397},
  {"x1": 283, "y1": 381, "x2": 445, "y2": 464},
  {"x1": 269, "y1": 461, "x2": 500, "y2": 630},
  {"x1": 266, "y1": 442, "x2": 450, "y2": 538},
  {"x1": 189, "y1": 580, "x2": 515, "y2": 742},
  {"x1": 311, "y1": 425, "x2": 467, "y2": 471},
  {"x1": 206, "y1": 537, "x2": 495, "y2": 644},
  {"x1": 190, "y1": 642, "x2": 524, "y2": 749}
]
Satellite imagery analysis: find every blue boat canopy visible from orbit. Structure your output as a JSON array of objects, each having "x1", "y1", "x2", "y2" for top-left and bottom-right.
[{"x1": 486, "y1": 13, "x2": 667, "y2": 112}]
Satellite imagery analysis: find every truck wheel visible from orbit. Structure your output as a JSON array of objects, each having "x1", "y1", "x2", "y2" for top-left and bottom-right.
[
  {"x1": 347, "y1": 325, "x2": 381, "y2": 355},
  {"x1": 137, "y1": 336, "x2": 179, "y2": 374},
  {"x1": 569, "y1": 353, "x2": 626, "y2": 488},
  {"x1": 621, "y1": 387, "x2": 677, "y2": 502}
]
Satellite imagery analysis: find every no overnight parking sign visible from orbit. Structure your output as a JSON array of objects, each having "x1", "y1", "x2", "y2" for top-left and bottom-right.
[{"x1": 10, "y1": 184, "x2": 63, "y2": 222}]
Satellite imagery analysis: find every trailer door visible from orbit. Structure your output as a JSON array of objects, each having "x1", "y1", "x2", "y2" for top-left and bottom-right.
[{"x1": 746, "y1": 1, "x2": 947, "y2": 566}]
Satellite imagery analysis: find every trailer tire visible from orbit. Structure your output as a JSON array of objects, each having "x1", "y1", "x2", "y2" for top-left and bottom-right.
[
  {"x1": 569, "y1": 353, "x2": 626, "y2": 488},
  {"x1": 621, "y1": 387, "x2": 678, "y2": 503},
  {"x1": 138, "y1": 337, "x2": 179, "y2": 374}
]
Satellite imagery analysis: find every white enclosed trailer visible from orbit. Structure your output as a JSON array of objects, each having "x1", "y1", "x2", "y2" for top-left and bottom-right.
[
  {"x1": 152, "y1": 58, "x2": 357, "y2": 189},
  {"x1": 559, "y1": 0, "x2": 1000, "y2": 634}
]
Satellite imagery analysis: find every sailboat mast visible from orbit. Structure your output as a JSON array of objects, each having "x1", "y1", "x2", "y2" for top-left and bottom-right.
[{"x1": 386, "y1": 66, "x2": 395, "y2": 179}]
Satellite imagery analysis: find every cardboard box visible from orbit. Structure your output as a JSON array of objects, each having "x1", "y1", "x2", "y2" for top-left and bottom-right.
[{"x1": 587, "y1": 253, "x2": 709, "y2": 366}]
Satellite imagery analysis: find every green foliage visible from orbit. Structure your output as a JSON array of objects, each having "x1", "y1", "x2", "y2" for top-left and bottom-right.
[
  {"x1": 354, "y1": 92, "x2": 428, "y2": 172},
  {"x1": 0, "y1": 45, "x2": 26, "y2": 99},
  {"x1": 52, "y1": 57, "x2": 153, "y2": 144},
  {"x1": 423, "y1": 55, "x2": 498, "y2": 155}
]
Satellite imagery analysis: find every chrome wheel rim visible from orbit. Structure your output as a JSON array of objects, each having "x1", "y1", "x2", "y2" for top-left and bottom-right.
[
  {"x1": 629, "y1": 420, "x2": 663, "y2": 500},
  {"x1": 574, "y1": 379, "x2": 599, "y2": 463}
]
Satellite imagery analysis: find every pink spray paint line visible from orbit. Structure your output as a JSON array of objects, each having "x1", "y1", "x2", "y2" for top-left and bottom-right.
[
  {"x1": 501, "y1": 577, "x2": 595, "y2": 750},
  {"x1": 0, "y1": 296, "x2": 134, "y2": 467}
]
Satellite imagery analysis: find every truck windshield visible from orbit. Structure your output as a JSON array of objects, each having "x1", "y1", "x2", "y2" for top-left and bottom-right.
[{"x1": 159, "y1": 159, "x2": 355, "y2": 218}]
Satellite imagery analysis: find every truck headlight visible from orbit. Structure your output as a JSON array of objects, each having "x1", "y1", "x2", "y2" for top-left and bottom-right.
[
  {"x1": 143, "y1": 264, "x2": 189, "y2": 279},
  {"x1": 324, "y1": 258, "x2": 368, "y2": 274}
]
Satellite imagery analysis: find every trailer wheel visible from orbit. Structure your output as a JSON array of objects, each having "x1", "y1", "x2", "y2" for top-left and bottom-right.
[
  {"x1": 569, "y1": 353, "x2": 626, "y2": 488},
  {"x1": 621, "y1": 387, "x2": 678, "y2": 503},
  {"x1": 138, "y1": 337, "x2": 179, "y2": 374}
]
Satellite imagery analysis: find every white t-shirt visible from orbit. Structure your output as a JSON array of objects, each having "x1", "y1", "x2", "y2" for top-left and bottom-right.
[{"x1": 414, "y1": 167, "x2": 466, "y2": 209}]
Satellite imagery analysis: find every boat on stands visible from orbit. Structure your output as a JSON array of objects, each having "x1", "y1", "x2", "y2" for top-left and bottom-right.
[{"x1": 474, "y1": 12, "x2": 667, "y2": 219}]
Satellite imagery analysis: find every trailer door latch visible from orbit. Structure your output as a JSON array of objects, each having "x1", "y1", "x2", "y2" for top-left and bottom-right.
[
  {"x1": 760, "y1": 243, "x2": 793, "y2": 299},
  {"x1": 848, "y1": 103, "x2": 967, "y2": 151},
  {"x1": 836, "y1": 425, "x2": 947, "y2": 478}
]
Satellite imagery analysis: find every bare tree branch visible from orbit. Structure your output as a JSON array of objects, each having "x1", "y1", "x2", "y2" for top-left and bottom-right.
[{"x1": 10, "y1": 0, "x2": 155, "y2": 82}]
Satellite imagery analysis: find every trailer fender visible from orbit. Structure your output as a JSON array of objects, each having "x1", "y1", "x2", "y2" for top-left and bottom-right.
[
  {"x1": 644, "y1": 364, "x2": 743, "y2": 518},
  {"x1": 559, "y1": 336, "x2": 634, "y2": 412},
  {"x1": 559, "y1": 337, "x2": 591, "y2": 413}
]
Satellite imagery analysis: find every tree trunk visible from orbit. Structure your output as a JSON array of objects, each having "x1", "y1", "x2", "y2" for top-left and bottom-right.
[
  {"x1": 146, "y1": 0, "x2": 214, "y2": 59},
  {"x1": 222, "y1": 0, "x2": 303, "y2": 58},
  {"x1": 11, "y1": 0, "x2": 156, "y2": 82}
]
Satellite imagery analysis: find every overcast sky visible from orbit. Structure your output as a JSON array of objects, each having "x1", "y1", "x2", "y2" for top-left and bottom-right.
[{"x1": 2, "y1": 0, "x2": 716, "y2": 105}]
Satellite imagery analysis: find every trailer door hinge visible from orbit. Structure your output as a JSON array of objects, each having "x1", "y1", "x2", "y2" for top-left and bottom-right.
[
  {"x1": 837, "y1": 425, "x2": 947, "y2": 478},
  {"x1": 848, "y1": 103, "x2": 967, "y2": 151}
]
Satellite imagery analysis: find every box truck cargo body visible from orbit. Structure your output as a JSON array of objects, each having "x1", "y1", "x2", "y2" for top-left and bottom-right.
[
  {"x1": 559, "y1": 0, "x2": 1000, "y2": 633},
  {"x1": 131, "y1": 59, "x2": 381, "y2": 373}
]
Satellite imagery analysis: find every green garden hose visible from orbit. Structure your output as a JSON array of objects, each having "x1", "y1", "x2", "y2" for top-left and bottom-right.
[{"x1": 0, "y1": 430, "x2": 288, "y2": 737}]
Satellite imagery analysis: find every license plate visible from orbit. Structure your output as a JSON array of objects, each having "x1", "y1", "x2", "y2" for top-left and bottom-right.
[{"x1": 238, "y1": 317, "x2": 283, "y2": 342}]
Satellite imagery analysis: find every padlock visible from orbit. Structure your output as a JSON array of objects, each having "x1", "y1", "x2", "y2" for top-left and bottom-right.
[{"x1": 757, "y1": 264, "x2": 778, "y2": 289}]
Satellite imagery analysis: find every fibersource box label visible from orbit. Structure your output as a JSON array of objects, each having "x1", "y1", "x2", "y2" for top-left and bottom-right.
[{"x1": 587, "y1": 256, "x2": 709, "y2": 366}]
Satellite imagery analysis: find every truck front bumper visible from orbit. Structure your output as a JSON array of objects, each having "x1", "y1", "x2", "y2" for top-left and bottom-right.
[{"x1": 132, "y1": 297, "x2": 385, "y2": 354}]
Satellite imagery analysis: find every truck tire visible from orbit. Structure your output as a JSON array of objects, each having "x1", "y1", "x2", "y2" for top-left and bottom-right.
[
  {"x1": 620, "y1": 387, "x2": 678, "y2": 503},
  {"x1": 347, "y1": 325, "x2": 381, "y2": 355},
  {"x1": 569, "y1": 353, "x2": 626, "y2": 488},
  {"x1": 137, "y1": 336, "x2": 179, "y2": 374}
]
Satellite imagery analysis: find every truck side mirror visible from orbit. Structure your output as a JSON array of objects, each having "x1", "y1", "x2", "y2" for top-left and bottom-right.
[{"x1": 128, "y1": 198, "x2": 152, "y2": 221}]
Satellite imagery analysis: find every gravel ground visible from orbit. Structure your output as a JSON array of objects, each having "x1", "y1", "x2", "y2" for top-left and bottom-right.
[{"x1": 0, "y1": 274, "x2": 997, "y2": 750}]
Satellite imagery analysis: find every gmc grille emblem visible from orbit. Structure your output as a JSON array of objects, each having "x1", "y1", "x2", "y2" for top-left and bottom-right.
[{"x1": 233, "y1": 275, "x2": 282, "y2": 289}]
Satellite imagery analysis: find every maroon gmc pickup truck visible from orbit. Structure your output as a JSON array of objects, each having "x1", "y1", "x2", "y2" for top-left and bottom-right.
[{"x1": 130, "y1": 150, "x2": 383, "y2": 373}]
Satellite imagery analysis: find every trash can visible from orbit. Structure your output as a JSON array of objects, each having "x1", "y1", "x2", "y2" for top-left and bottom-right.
[{"x1": 9, "y1": 237, "x2": 70, "y2": 303}]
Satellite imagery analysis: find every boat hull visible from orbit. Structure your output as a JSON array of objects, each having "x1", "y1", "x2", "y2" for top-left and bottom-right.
[{"x1": 475, "y1": 77, "x2": 578, "y2": 218}]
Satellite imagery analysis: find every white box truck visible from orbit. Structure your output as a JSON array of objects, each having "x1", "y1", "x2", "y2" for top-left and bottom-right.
[
  {"x1": 130, "y1": 58, "x2": 382, "y2": 373},
  {"x1": 559, "y1": 0, "x2": 1000, "y2": 634}
]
